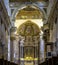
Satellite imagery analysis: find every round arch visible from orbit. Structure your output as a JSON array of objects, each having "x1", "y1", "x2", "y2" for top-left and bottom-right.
[{"x1": 11, "y1": 3, "x2": 47, "y2": 20}]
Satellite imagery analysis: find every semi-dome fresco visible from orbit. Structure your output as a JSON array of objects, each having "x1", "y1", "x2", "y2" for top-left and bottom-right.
[{"x1": 17, "y1": 20, "x2": 40, "y2": 36}]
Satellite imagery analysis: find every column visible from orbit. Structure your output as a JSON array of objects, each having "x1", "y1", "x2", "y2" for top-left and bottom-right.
[
  {"x1": 10, "y1": 19, "x2": 16, "y2": 61},
  {"x1": 7, "y1": 25, "x2": 12, "y2": 61},
  {"x1": 11, "y1": 35, "x2": 19, "y2": 64},
  {"x1": 10, "y1": 36, "x2": 15, "y2": 62},
  {"x1": 34, "y1": 46, "x2": 38, "y2": 65},
  {"x1": 52, "y1": 23, "x2": 57, "y2": 56},
  {"x1": 20, "y1": 38, "x2": 24, "y2": 65},
  {"x1": 8, "y1": 34, "x2": 11, "y2": 61},
  {"x1": 39, "y1": 31, "x2": 45, "y2": 63}
]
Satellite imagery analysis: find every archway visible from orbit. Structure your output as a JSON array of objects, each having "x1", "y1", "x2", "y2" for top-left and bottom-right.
[
  {"x1": 11, "y1": 4, "x2": 47, "y2": 21},
  {"x1": 10, "y1": 5, "x2": 45, "y2": 65}
]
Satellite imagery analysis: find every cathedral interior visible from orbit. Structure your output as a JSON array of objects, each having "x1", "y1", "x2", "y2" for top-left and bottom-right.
[{"x1": 0, "y1": 0, "x2": 58, "y2": 65}]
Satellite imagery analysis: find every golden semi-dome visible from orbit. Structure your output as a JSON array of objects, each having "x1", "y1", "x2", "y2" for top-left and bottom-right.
[{"x1": 17, "y1": 20, "x2": 40, "y2": 36}]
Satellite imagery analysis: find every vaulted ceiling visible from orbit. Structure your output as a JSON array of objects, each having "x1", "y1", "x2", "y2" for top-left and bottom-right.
[{"x1": 9, "y1": 0, "x2": 48, "y2": 20}]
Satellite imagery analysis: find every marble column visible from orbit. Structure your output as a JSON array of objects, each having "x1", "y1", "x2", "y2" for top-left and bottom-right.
[
  {"x1": 9, "y1": 35, "x2": 19, "y2": 64},
  {"x1": 34, "y1": 46, "x2": 38, "y2": 65},
  {"x1": 10, "y1": 19, "x2": 16, "y2": 61},
  {"x1": 10, "y1": 37, "x2": 15, "y2": 62},
  {"x1": 39, "y1": 32, "x2": 45, "y2": 63},
  {"x1": 8, "y1": 34, "x2": 11, "y2": 61},
  {"x1": 14, "y1": 38, "x2": 19, "y2": 64},
  {"x1": 20, "y1": 38, "x2": 24, "y2": 65},
  {"x1": 52, "y1": 23, "x2": 57, "y2": 56},
  {"x1": 20, "y1": 38, "x2": 24, "y2": 58}
]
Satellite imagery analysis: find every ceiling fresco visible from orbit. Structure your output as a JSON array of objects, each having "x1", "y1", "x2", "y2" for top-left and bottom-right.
[{"x1": 17, "y1": 20, "x2": 40, "y2": 36}]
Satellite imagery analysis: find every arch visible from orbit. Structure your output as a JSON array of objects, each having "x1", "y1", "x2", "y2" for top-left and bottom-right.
[
  {"x1": 11, "y1": 3, "x2": 47, "y2": 20},
  {"x1": 32, "y1": 3, "x2": 47, "y2": 19}
]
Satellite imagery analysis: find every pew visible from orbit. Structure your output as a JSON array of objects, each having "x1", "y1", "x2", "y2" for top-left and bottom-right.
[
  {"x1": 1, "y1": 56, "x2": 58, "y2": 65},
  {"x1": 52, "y1": 56, "x2": 58, "y2": 65},
  {"x1": 0, "y1": 59, "x2": 18, "y2": 65}
]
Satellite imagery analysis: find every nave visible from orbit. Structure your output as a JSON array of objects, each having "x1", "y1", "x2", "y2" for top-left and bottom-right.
[{"x1": 0, "y1": 0, "x2": 58, "y2": 65}]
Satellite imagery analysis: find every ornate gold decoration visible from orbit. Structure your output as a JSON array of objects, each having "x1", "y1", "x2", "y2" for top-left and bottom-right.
[
  {"x1": 20, "y1": 57, "x2": 38, "y2": 61},
  {"x1": 16, "y1": 6, "x2": 43, "y2": 19},
  {"x1": 17, "y1": 20, "x2": 40, "y2": 36}
]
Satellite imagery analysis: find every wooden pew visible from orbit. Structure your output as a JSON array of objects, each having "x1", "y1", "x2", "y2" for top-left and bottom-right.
[
  {"x1": 52, "y1": 56, "x2": 58, "y2": 65},
  {"x1": 0, "y1": 59, "x2": 18, "y2": 65},
  {"x1": 0, "y1": 59, "x2": 4, "y2": 65}
]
